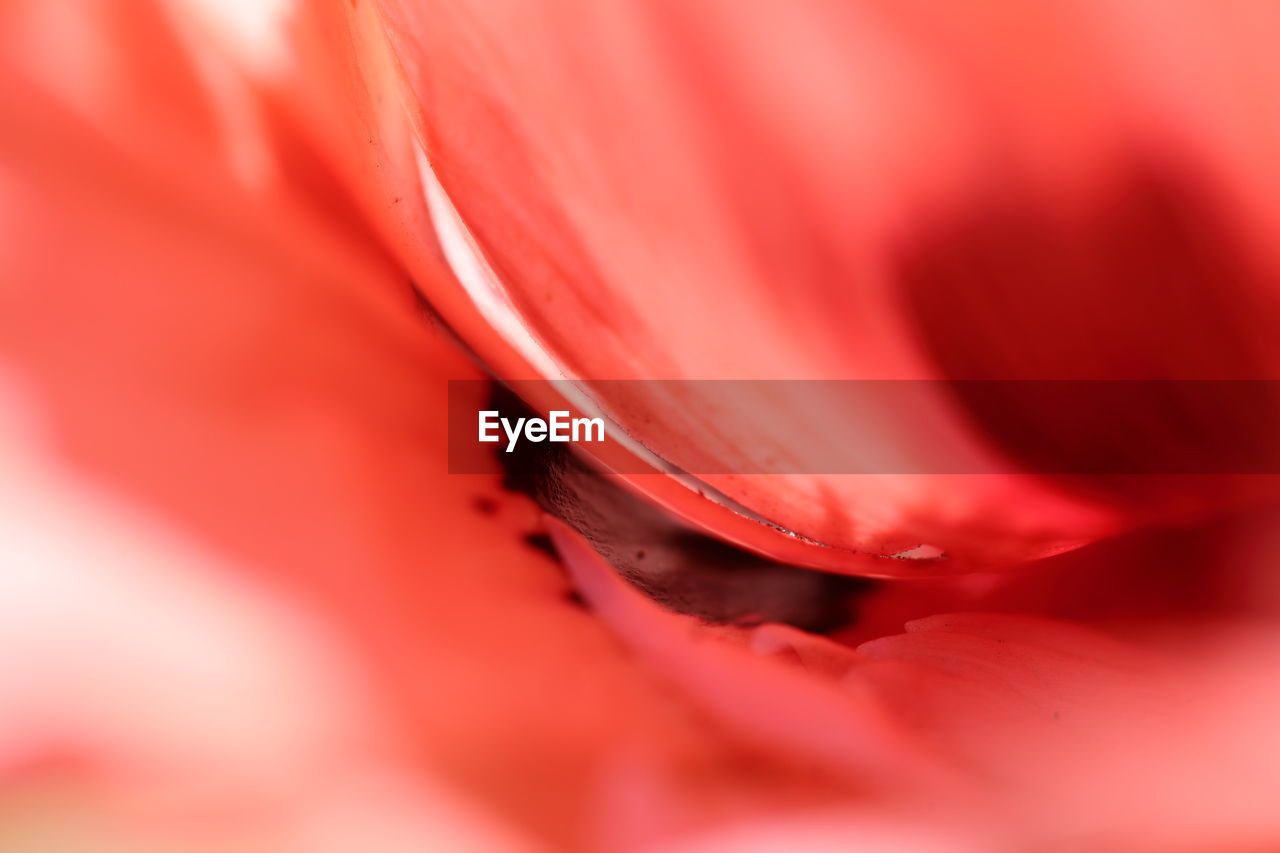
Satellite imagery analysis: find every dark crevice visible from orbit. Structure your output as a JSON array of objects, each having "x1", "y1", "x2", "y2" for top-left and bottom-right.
[{"x1": 487, "y1": 382, "x2": 869, "y2": 632}]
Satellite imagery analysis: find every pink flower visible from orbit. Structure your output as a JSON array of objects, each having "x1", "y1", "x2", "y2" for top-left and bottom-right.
[{"x1": 1, "y1": 1, "x2": 1279, "y2": 850}]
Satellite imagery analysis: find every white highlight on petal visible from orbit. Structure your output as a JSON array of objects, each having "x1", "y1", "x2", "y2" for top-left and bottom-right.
[
  {"x1": 418, "y1": 149, "x2": 568, "y2": 382},
  {"x1": 169, "y1": 0, "x2": 295, "y2": 79},
  {"x1": 889, "y1": 544, "x2": 945, "y2": 560}
]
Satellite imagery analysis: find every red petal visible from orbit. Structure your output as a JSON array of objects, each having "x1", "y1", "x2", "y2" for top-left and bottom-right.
[
  {"x1": 382, "y1": 0, "x2": 1280, "y2": 573},
  {"x1": 0, "y1": 3, "x2": 869, "y2": 846}
]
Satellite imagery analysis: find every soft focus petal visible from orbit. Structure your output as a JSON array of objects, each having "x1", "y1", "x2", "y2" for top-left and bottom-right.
[
  {"x1": 853, "y1": 613, "x2": 1280, "y2": 849},
  {"x1": 0, "y1": 380, "x2": 531, "y2": 853},
  {"x1": 7, "y1": 2, "x2": 1280, "y2": 852},
  {"x1": 384, "y1": 0, "x2": 1280, "y2": 573},
  {"x1": 555, "y1": 510, "x2": 1280, "y2": 850},
  {"x1": 545, "y1": 517, "x2": 947, "y2": 790},
  {"x1": 0, "y1": 2, "x2": 879, "y2": 849}
]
